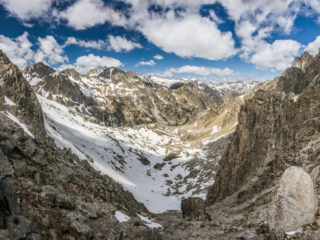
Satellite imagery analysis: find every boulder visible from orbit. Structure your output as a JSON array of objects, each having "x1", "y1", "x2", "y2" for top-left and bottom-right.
[
  {"x1": 181, "y1": 197, "x2": 206, "y2": 220},
  {"x1": 269, "y1": 166, "x2": 318, "y2": 232},
  {"x1": 54, "y1": 193, "x2": 76, "y2": 210},
  {"x1": 13, "y1": 159, "x2": 26, "y2": 177},
  {"x1": 0, "y1": 149, "x2": 13, "y2": 179},
  {"x1": 0, "y1": 132, "x2": 16, "y2": 154},
  {"x1": 60, "y1": 166, "x2": 74, "y2": 183}
]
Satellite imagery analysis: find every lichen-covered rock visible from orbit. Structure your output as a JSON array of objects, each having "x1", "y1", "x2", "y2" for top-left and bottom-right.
[
  {"x1": 269, "y1": 166, "x2": 318, "y2": 232},
  {"x1": 54, "y1": 193, "x2": 76, "y2": 210},
  {"x1": 0, "y1": 149, "x2": 13, "y2": 179}
]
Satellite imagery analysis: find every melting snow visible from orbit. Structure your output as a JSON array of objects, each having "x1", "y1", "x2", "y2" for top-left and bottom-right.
[
  {"x1": 286, "y1": 230, "x2": 301, "y2": 236},
  {"x1": 137, "y1": 214, "x2": 162, "y2": 229},
  {"x1": 36, "y1": 93, "x2": 221, "y2": 213},
  {"x1": 211, "y1": 125, "x2": 221, "y2": 135},
  {"x1": 1, "y1": 111, "x2": 34, "y2": 138},
  {"x1": 23, "y1": 74, "x2": 43, "y2": 86},
  {"x1": 4, "y1": 96, "x2": 16, "y2": 106},
  {"x1": 115, "y1": 211, "x2": 130, "y2": 222}
]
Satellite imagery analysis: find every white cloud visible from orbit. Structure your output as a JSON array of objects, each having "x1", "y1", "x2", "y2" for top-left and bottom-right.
[
  {"x1": 0, "y1": 0, "x2": 53, "y2": 20},
  {"x1": 136, "y1": 60, "x2": 156, "y2": 67},
  {"x1": 138, "y1": 11, "x2": 236, "y2": 60},
  {"x1": 304, "y1": 0, "x2": 320, "y2": 14},
  {"x1": 59, "y1": 1, "x2": 236, "y2": 60},
  {"x1": 249, "y1": 40, "x2": 301, "y2": 72},
  {"x1": 59, "y1": 0, "x2": 126, "y2": 30},
  {"x1": 0, "y1": 32, "x2": 34, "y2": 68},
  {"x1": 163, "y1": 65, "x2": 236, "y2": 77},
  {"x1": 64, "y1": 37, "x2": 105, "y2": 50},
  {"x1": 107, "y1": 35, "x2": 142, "y2": 52},
  {"x1": 58, "y1": 54, "x2": 122, "y2": 73},
  {"x1": 154, "y1": 55, "x2": 163, "y2": 60},
  {"x1": 305, "y1": 36, "x2": 320, "y2": 55},
  {"x1": 35, "y1": 35, "x2": 68, "y2": 65},
  {"x1": 217, "y1": 0, "x2": 303, "y2": 71}
]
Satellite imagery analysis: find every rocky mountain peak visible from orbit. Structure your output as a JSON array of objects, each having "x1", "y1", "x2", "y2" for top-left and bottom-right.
[
  {"x1": 98, "y1": 67, "x2": 127, "y2": 81},
  {"x1": 276, "y1": 50, "x2": 320, "y2": 94},
  {"x1": 0, "y1": 51, "x2": 45, "y2": 138},
  {"x1": 292, "y1": 51, "x2": 313, "y2": 72},
  {"x1": 60, "y1": 68, "x2": 81, "y2": 80},
  {"x1": 24, "y1": 62, "x2": 55, "y2": 79},
  {"x1": 0, "y1": 49, "x2": 12, "y2": 66}
]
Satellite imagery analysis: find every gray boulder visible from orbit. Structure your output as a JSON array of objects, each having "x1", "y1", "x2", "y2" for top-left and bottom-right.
[
  {"x1": 0, "y1": 149, "x2": 13, "y2": 179},
  {"x1": 269, "y1": 166, "x2": 318, "y2": 232}
]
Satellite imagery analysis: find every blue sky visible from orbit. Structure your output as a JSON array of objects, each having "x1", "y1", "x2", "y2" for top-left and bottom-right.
[{"x1": 0, "y1": 0, "x2": 320, "y2": 82}]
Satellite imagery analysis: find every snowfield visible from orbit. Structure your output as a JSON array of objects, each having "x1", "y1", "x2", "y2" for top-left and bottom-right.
[{"x1": 36, "y1": 94, "x2": 221, "y2": 213}]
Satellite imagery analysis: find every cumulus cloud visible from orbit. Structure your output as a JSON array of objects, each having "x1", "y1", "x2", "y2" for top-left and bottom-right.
[
  {"x1": 0, "y1": 0, "x2": 53, "y2": 20},
  {"x1": 107, "y1": 35, "x2": 142, "y2": 52},
  {"x1": 249, "y1": 40, "x2": 301, "y2": 72},
  {"x1": 304, "y1": 0, "x2": 320, "y2": 14},
  {"x1": 0, "y1": 32, "x2": 34, "y2": 68},
  {"x1": 138, "y1": 11, "x2": 236, "y2": 60},
  {"x1": 163, "y1": 65, "x2": 236, "y2": 77},
  {"x1": 154, "y1": 55, "x2": 163, "y2": 60},
  {"x1": 58, "y1": 54, "x2": 122, "y2": 73},
  {"x1": 305, "y1": 36, "x2": 320, "y2": 55},
  {"x1": 218, "y1": 0, "x2": 303, "y2": 71},
  {"x1": 64, "y1": 37, "x2": 105, "y2": 50},
  {"x1": 35, "y1": 35, "x2": 68, "y2": 65},
  {"x1": 135, "y1": 60, "x2": 156, "y2": 67},
  {"x1": 58, "y1": 0, "x2": 236, "y2": 60},
  {"x1": 59, "y1": 0, "x2": 126, "y2": 30}
]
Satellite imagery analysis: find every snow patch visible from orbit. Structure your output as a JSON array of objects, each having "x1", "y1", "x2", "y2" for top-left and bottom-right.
[
  {"x1": 286, "y1": 230, "x2": 301, "y2": 236},
  {"x1": 211, "y1": 125, "x2": 221, "y2": 135},
  {"x1": 4, "y1": 96, "x2": 16, "y2": 106},
  {"x1": 137, "y1": 214, "x2": 163, "y2": 229},
  {"x1": 1, "y1": 111, "x2": 34, "y2": 138},
  {"x1": 115, "y1": 211, "x2": 130, "y2": 222}
]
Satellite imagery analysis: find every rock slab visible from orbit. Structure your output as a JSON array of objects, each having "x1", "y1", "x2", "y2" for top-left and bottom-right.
[{"x1": 269, "y1": 166, "x2": 318, "y2": 232}]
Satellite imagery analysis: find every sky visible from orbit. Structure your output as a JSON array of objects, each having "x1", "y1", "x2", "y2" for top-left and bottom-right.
[{"x1": 0, "y1": 0, "x2": 320, "y2": 82}]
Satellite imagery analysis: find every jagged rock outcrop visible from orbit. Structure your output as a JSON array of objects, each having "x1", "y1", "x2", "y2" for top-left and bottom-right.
[
  {"x1": 0, "y1": 50, "x2": 44, "y2": 138},
  {"x1": 269, "y1": 166, "x2": 318, "y2": 232},
  {"x1": 208, "y1": 50, "x2": 320, "y2": 205},
  {"x1": 277, "y1": 50, "x2": 320, "y2": 94},
  {"x1": 23, "y1": 63, "x2": 96, "y2": 106}
]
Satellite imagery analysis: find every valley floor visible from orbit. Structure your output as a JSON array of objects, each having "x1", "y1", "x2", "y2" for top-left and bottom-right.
[{"x1": 38, "y1": 94, "x2": 233, "y2": 213}]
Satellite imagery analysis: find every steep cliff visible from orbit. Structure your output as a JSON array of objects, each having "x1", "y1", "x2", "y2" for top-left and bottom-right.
[{"x1": 208, "y1": 51, "x2": 320, "y2": 205}]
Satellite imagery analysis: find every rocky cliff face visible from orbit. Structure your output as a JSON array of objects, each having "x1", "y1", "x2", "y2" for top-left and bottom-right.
[
  {"x1": 208, "y1": 51, "x2": 320, "y2": 205},
  {"x1": 0, "y1": 50, "x2": 44, "y2": 138},
  {"x1": 277, "y1": 51, "x2": 320, "y2": 94}
]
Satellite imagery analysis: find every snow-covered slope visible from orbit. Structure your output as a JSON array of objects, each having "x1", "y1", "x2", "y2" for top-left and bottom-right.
[
  {"x1": 38, "y1": 94, "x2": 218, "y2": 212},
  {"x1": 23, "y1": 64, "x2": 252, "y2": 213}
]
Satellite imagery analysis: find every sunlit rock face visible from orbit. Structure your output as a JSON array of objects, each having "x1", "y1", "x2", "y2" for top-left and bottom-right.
[{"x1": 269, "y1": 166, "x2": 318, "y2": 232}]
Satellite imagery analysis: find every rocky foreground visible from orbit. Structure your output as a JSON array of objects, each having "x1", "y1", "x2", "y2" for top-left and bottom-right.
[{"x1": 0, "y1": 49, "x2": 320, "y2": 239}]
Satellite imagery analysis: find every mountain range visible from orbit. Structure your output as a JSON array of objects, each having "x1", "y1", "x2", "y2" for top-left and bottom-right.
[{"x1": 0, "y1": 48, "x2": 320, "y2": 239}]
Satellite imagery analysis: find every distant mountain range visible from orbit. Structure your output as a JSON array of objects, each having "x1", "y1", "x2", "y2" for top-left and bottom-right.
[{"x1": 1, "y1": 48, "x2": 319, "y2": 239}]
